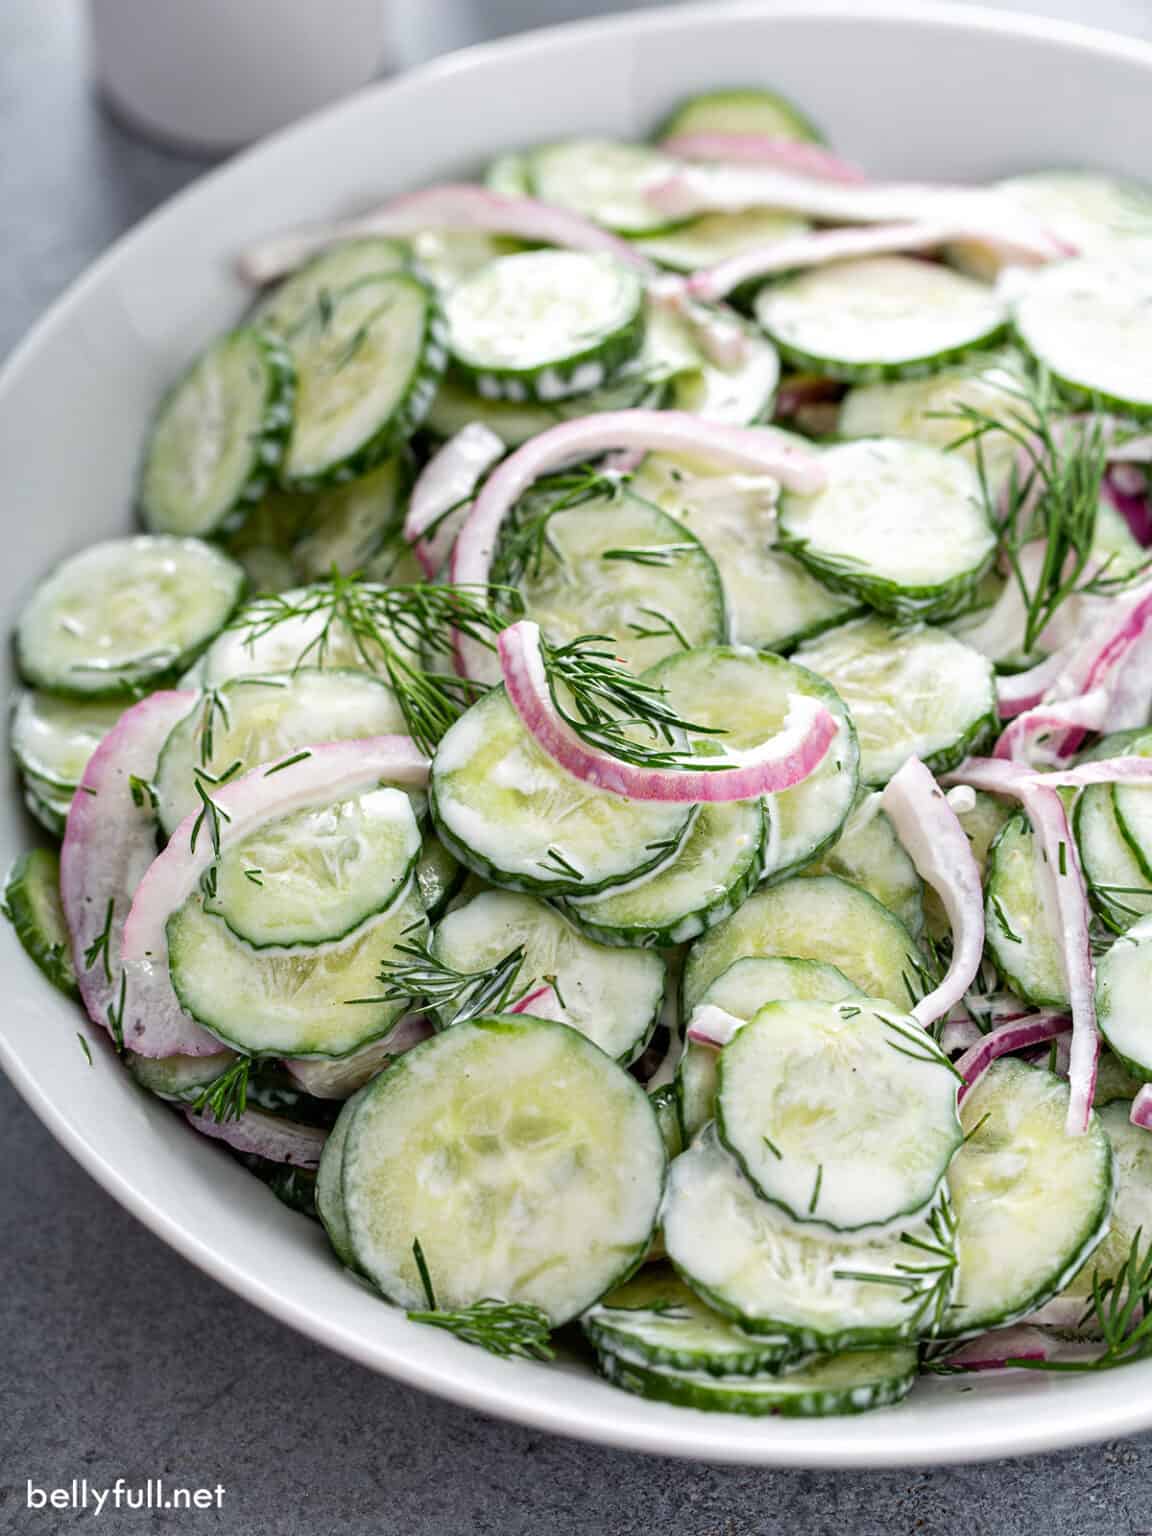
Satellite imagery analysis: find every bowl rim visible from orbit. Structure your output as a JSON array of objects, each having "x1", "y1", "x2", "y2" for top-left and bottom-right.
[{"x1": 6, "y1": 0, "x2": 1152, "y2": 1468}]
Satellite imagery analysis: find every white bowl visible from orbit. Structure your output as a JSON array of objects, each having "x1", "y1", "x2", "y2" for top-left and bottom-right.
[{"x1": 3, "y1": 0, "x2": 1152, "y2": 1468}]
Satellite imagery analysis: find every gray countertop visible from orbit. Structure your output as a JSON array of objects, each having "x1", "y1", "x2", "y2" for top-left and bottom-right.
[{"x1": 4, "y1": 3, "x2": 1152, "y2": 1531}]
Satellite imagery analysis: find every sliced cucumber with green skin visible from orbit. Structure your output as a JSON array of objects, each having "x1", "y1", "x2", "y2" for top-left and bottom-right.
[
  {"x1": 433, "y1": 888, "x2": 665, "y2": 1063},
  {"x1": 445, "y1": 251, "x2": 646, "y2": 402},
  {"x1": 683, "y1": 875, "x2": 927, "y2": 1016},
  {"x1": 716, "y1": 999, "x2": 961, "y2": 1232},
  {"x1": 655, "y1": 87, "x2": 825, "y2": 145},
  {"x1": 1108, "y1": 735, "x2": 1152, "y2": 886},
  {"x1": 251, "y1": 238, "x2": 410, "y2": 336},
  {"x1": 154, "y1": 670, "x2": 407, "y2": 837},
  {"x1": 282, "y1": 272, "x2": 447, "y2": 489},
  {"x1": 632, "y1": 210, "x2": 808, "y2": 274},
  {"x1": 664, "y1": 1128, "x2": 956, "y2": 1350},
  {"x1": 124, "y1": 1047, "x2": 238, "y2": 1101},
  {"x1": 425, "y1": 370, "x2": 662, "y2": 449},
  {"x1": 756, "y1": 257, "x2": 1007, "y2": 382},
  {"x1": 342, "y1": 1015, "x2": 666, "y2": 1323},
  {"x1": 599, "y1": 1345, "x2": 917, "y2": 1418},
  {"x1": 1075, "y1": 776, "x2": 1152, "y2": 934},
  {"x1": 677, "y1": 957, "x2": 865, "y2": 1142},
  {"x1": 559, "y1": 798, "x2": 767, "y2": 949},
  {"x1": 796, "y1": 616, "x2": 997, "y2": 786},
  {"x1": 925, "y1": 787, "x2": 1011, "y2": 943},
  {"x1": 650, "y1": 1083, "x2": 683, "y2": 1161},
  {"x1": 11, "y1": 692, "x2": 123, "y2": 792},
  {"x1": 414, "y1": 834, "x2": 463, "y2": 921},
  {"x1": 806, "y1": 791, "x2": 924, "y2": 938},
  {"x1": 23, "y1": 777, "x2": 72, "y2": 839},
  {"x1": 497, "y1": 482, "x2": 725, "y2": 674},
  {"x1": 1093, "y1": 1051, "x2": 1143, "y2": 1108},
  {"x1": 1049, "y1": 1100, "x2": 1152, "y2": 1319},
  {"x1": 3, "y1": 849, "x2": 78, "y2": 997},
  {"x1": 409, "y1": 229, "x2": 525, "y2": 296},
  {"x1": 205, "y1": 785, "x2": 421, "y2": 949},
  {"x1": 629, "y1": 453, "x2": 858, "y2": 651},
  {"x1": 837, "y1": 359, "x2": 1025, "y2": 493},
  {"x1": 316, "y1": 1086, "x2": 368, "y2": 1270},
  {"x1": 167, "y1": 879, "x2": 427, "y2": 1059},
  {"x1": 1096, "y1": 914, "x2": 1152, "y2": 1080},
  {"x1": 1013, "y1": 259, "x2": 1152, "y2": 420},
  {"x1": 528, "y1": 140, "x2": 687, "y2": 237},
  {"x1": 292, "y1": 456, "x2": 410, "y2": 580},
  {"x1": 646, "y1": 646, "x2": 858, "y2": 881},
  {"x1": 640, "y1": 302, "x2": 781, "y2": 428},
  {"x1": 17, "y1": 537, "x2": 245, "y2": 698},
  {"x1": 139, "y1": 330, "x2": 295, "y2": 537},
  {"x1": 778, "y1": 440, "x2": 995, "y2": 623},
  {"x1": 984, "y1": 815, "x2": 1068, "y2": 1010},
  {"x1": 583, "y1": 1263, "x2": 799, "y2": 1376},
  {"x1": 942, "y1": 1060, "x2": 1112, "y2": 1338},
  {"x1": 429, "y1": 685, "x2": 695, "y2": 898}
]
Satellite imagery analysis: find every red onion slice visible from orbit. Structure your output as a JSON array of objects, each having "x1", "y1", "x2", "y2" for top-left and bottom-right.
[
  {"x1": 992, "y1": 691, "x2": 1110, "y2": 767},
  {"x1": 661, "y1": 133, "x2": 868, "y2": 183},
  {"x1": 237, "y1": 183, "x2": 654, "y2": 285},
  {"x1": 185, "y1": 1107, "x2": 327, "y2": 1168},
  {"x1": 498, "y1": 619, "x2": 837, "y2": 804},
  {"x1": 1132, "y1": 1086, "x2": 1152, "y2": 1132},
  {"x1": 955, "y1": 1011, "x2": 1072, "y2": 1101},
  {"x1": 405, "y1": 423, "x2": 505, "y2": 577},
  {"x1": 879, "y1": 756, "x2": 985, "y2": 1028},
  {"x1": 685, "y1": 1004, "x2": 745, "y2": 1049}
]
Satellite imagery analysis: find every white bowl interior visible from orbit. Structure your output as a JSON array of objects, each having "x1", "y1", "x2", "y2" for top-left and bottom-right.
[{"x1": 3, "y1": 0, "x2": 1152, "y2": 1467}]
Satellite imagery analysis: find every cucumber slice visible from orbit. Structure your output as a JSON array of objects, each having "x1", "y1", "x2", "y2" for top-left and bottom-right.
[
  {"x1": 292, "y1": 456, "x2": 409, "y2": 580},
  {"x1": 1051, "y1": 1099, "x2": 1152, "y2": 1319},
  {"x1": 925, "y1": 787, "x2": 1012, "y2": 942},
  {"x1": 1076, "y1": 772, "x2": 1152, "y2": 934},
  {"x1": 629, "y1": 453, "x2": 859, "y2": 651},
  {"x1": 837, "y1": 359, "x2": 1025, "y2": 493},
  {"x1": 432, "y1": 888, "x2": 665, "y2": 1063},
  {"x1": 414, "y1": 834, "x2": 463, "y2": 921},
  {"x1": 640, "y1": 302, "x2": 781, "y2": 428},
  {"x1": 252, "y1": 238, "x2": 410, "y2": 335},
  {"x1": 755, "y1": 257, "x2": 1007, "y2": 382},
  {"x1": 3, "y1": 848, "x2": 78, "y2": 997},
  {"x1": 683, "y1": 874, "x2": 927, "y2": 1016},
  {"x1": 1013, "y1": 259, "x2": 1152, "y2": 420},
  {"x1": 560, "y1": 799, "x2": 767, "y2": 949},
  {"x1": 206, "y1": 785, "x2": 421, "y2": 949},
  {"x1": 655, "y1": 87, "x2": 824, "y2": 145},
  {"x1": 154, "y1": 671, "x2": 407, "y2": 837},
  {"x1": 716, "y1": 999, "x2": 961, "y2": 1232},
  {"x1": 11, "y1": 692, "x2": 123, "y2": 792},
  {"x1": 484, "y1": 152, "x2": 533, "y2": 198},
  {"x1": 984, "y1": 815, "x2": 1067, "y2": 1009},
  {"x1": 650, "y1": 1082, "x2": 683, "y2": 1160},
  {"x1": 17, "y1": 537, "x2": 245, "y2": 698},
  {"x1": 646, "y1": 646, "x2": 858, "y2": 880},
  {"x1": 1093, "y1": 1051, "x2": 1143, "y2": 1108},
  {"x1": 124, "y1": 1047, "x2": 238, "y2": 1101},
  {"x1": 1108, "y1": 735, "x2": 1152, "y2": 885},
  {"x1": 429, "y1": 685, "x2": 695, "y2": 897},
  {"x1": 583, "y1": 1263, "x2": 798, "y2": 1375},
  {"x1": 778, "y1": 440, "x2": 995, "y2": 623},
  {"x1": 943, "y1": 1060, "x2": 1113, "y2": 1337},
  {"x1": 806, "y1": 791, "x2": 924, "y2": 938},
  {"x1": 167, "y1": 880, "x2": 427, "y2": 1058},
  {"x1": 425, "y1": 370, "x2": 660, "y2": 449},
  {"x1": 282, "y1": 272, "x2": 446, "y2": 489},
  {"x1": 528, "y1": 140, "x2": 685, "y2": 237},
  {"x1": 664, "y1": 1128, "x2": 956, "y2": 1349},
  {"x1": 23, "y1": 777, "x2": 73, "y2": 840},
  {"x1": 1096, "y1": 914, "x2": 1152, "y2": 1080},
  {"x1": 445, "y1": 251, "x2": 646, "y2": 402},
  {"x1": 409, "y1": 229, "x2": 524, "y2": 295},
  {"x1": 796, "y1": 616, "x2": 997, "y2": 785},
  {"x1": 599, "y1": 1346, "x2": 917, "y2": 1418},
  {"x1": 316, "y1": 1087, "x2": 367, "y2": 1270},
  {"x1": 632, "y1": 210, "x2": 808, "y2": 273},
  {"x1": 949, "y1": 172, "x2": 1152, "y2": 279},
  {"x1": 342, "y1": 1015, "x2": 666, "y2": 1323},
  {"x1": 497, "y1": 481, "x2": 725, "y2": 673},
  {"x1": 139, "y1": 330, "x2": 295, "y2": 537},
  {"x1": 677, "y1": 957, "x2": 865, "y2": 1142}
]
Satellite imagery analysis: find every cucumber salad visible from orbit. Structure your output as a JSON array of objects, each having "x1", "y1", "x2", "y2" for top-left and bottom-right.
[{"x1": 10, "y1": 81, "x2": 1152, "y2": 1423}]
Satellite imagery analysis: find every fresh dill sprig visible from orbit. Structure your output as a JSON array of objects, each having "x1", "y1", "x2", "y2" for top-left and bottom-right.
[
  {"x1": 128, "y1": 774, "x2": 158, "y2": 811},
  {"x1": 366, "y1": 940, "x2": 527, "y2": 1025},
  {"x1": 407, "y1": 1238, "x2": 554, "y2": 1362},
  {"x1": 107, "y1": 971, "x2": 127, "y2": 1051},
  {"x1": 189, "y1": 769, "x2": 235, "y2": 857},
  {"x1": 601, "y1": 543, "x2": 697, "y2": 569},
  {"x1": 77, "y1": 1032, "x2": 93, "y2": 1066},
  {"x1": 191, "y1": 1056, "x2": 251, "y2": 1124},
  {"x1": 539, "y1": 633, "x2": 726, "y2": 769},
  {"x1": 83, "y1": 898, "x2": 114, "y2": 982},
  {"x1": 496, "y1": 466, "x2": 627, "y2": 586},
  {"x1": 1005, "y1": 1230, "x2": 1152, "y2": 1373},
  {"x1": 225, "y1": 572, "x2": 514, "y2": 756},
  {"x1": 942, "y1": 365, "x2": 1121, "y2": 654},
  {"x1": 834, "y1": 1199, "x2": 958, "y2": 1335}
]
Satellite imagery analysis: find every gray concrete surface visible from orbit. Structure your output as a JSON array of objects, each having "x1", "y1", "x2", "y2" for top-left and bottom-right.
[{"x1": 4, "y1": 2, "x2": 1152, "y2": 1531}]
